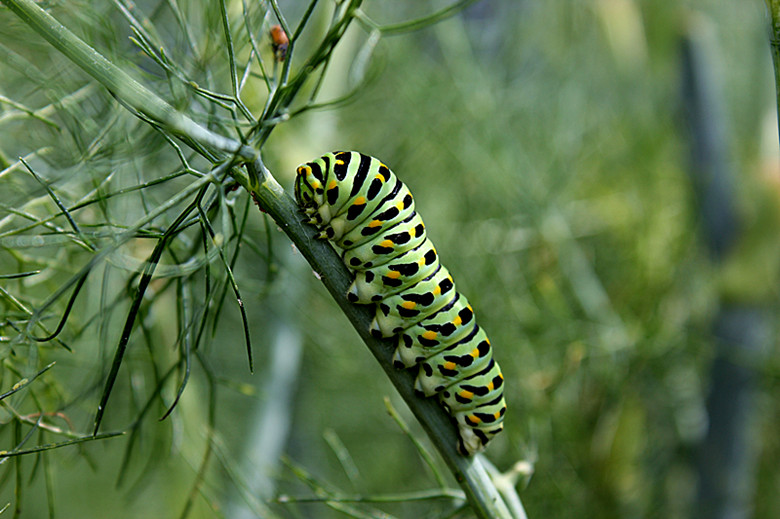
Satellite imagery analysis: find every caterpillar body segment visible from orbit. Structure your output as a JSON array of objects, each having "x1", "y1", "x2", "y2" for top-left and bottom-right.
[
  {"x1": 392, "y1": 292, "x2": 477, "y2": 369},
  {"x1": 347, "y1": 238, "x2": 440, "y2": 304},
  {"x1": 370, "y1": 265, "x2": 457, "y2": 337},
  {"x1": 413, "y1": 325, "x2": 491, "y2": 393},
  {"x1": 341, "y1": 211, "x2": 427, "y2": 270},
  {"x1": 334, "y1": 187, "x2": 415, "y2": 250},
  {"x1": 441, "y1": 378, "x2": 506, "y2": 456},
  {"x1": 294, "y1": 150, "x2": 506, "y2": 455}
]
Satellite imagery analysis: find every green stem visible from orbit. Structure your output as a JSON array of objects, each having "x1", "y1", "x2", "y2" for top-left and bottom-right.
[
  {"x1": 0, "y1": 0, "x2": 255, "y2": 160},
  {"x1": 767, "y1": 0, "x2": 780, "y2": 150}
]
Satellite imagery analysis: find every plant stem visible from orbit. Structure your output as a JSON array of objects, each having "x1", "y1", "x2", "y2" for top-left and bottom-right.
[{"x1": 766, "y1": 0, "x2": 780, "y2": 150}]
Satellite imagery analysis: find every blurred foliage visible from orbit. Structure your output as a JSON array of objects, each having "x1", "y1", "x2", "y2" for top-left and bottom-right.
[{"x1": 0, "y1": 0, "x2": 779, "y2": 518}]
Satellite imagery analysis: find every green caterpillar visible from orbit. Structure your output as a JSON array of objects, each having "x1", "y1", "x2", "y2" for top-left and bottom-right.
[{"x1": 294, "y1": 151, "x2": 505, "y2": 455}]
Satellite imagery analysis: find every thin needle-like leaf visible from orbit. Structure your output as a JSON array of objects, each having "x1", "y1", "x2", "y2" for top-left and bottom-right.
[
  {"x1": 177, "y1": 350, "x2": 218, "y2": 519},
  {"x1": 28, "y1": 272, "x2": 89, "y2": 343},
  {"x1": 0, "y1": 271, "x2": 40, "y2": 279},
  {"x1": 356, "y1": 0, "x2": 480, "y2": 35},
  {"x1": 0, "y1": 362, "x2": 56, "y2": 401},
  {"x1": 93, "y1": 193, "x2": 204, "y2": 435},
  {"x1": 0, "y1": 432, "x2": 123, "y2": 458},
  {"x1": 196, "y1": 203, "x2": 253, "y2": 372},
  {"x1": 383, "y1": 397, "x2": 447, "y2": 488},
  {"x1": 323, "y1": 429, "x2": 361, "y2": 489},
  {"x1": 219, "y1": 0, "x2": 253, "y2": 121},
  {"x1": 157, "y1": 251, "x2": 197, "y2": 422}
]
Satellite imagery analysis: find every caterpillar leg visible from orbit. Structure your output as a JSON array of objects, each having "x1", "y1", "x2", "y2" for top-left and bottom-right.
[{"x1": 440, "y1": 367, "x2": 506, "y2": 455}]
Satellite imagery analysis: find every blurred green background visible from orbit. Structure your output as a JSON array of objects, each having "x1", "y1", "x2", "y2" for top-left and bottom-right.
[{"x1": 0, "y1": 0, "x2": 779, "y2": 518}]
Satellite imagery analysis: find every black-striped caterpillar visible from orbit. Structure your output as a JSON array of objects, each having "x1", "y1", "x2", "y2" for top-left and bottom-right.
[{"x1": 294, "y1": 151, "x2": 505, "y2": 455}]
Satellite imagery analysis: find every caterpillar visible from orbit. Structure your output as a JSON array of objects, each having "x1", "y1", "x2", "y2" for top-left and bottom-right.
[{"x1": 294, "y1": 151, "x2": 506, "y2": 456}]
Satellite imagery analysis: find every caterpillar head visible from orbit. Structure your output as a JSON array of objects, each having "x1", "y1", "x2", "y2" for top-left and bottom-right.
[{"x1": 294, "y1": 159, "x2": 327, "y2": 210}]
